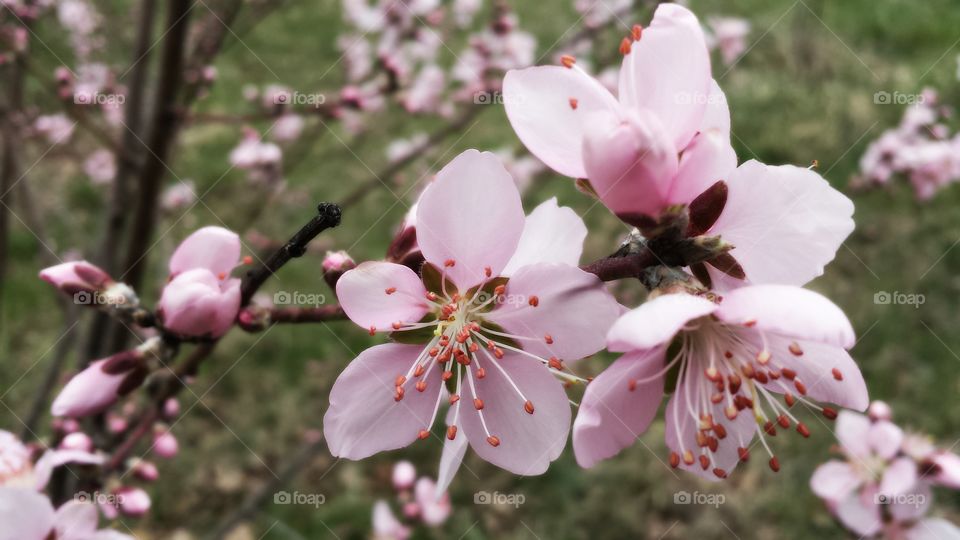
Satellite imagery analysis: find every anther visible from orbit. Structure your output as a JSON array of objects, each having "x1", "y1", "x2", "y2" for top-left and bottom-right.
[
  {"x1": 524, "y1": 400, "x2": 535, "y2": 414},
  {"x1": 392, "y1": 322, "x2": 402, "y2": 330},
  {"x1": 789, "y1": 342, "x2": 804, "y2": 356},
  {"x1": 669, "y1": 452, "x2": 680, "y2": 468},
  {"x1": 764, "y1": 421, "x2": 777, "y2": 436},
  {"x1": 781, "y1": 368, "x2": 797, "y2": 380},
  {"x1": 699, "y1": 455, "x2": 710, "y2": 470},
  {"x1": 569, "y1": 98, "x2": 578, "y2": 110},
  {"x1": 493, "y1": 348, "x2": 504, "y2": 359},
  {"x1": 631, "y1": 24, "x2": 643, "y2": 41},
  {"x1": 797, "y1": 423, "x2": 810, "y2": 438},
  {"x1": 619, "y1": 37, "x2": 632, "y2": 55},
  {"x1": 724, "y1": 405, "x2": 738, "y2": 420},
  {"x1": 705, "y1": 367, "x2": 721, "y2": 382},
  {"x1": 242, "y1": 255, "x2": 253, "y2": 265},
  {"x1": 418, "y1": 429, "x2": 430, "y2": 440},
  {"x1": 794, "y1": 379, "x2": 808, "y2": 395},
  {"x1": 560, "y1": 55, "x2": 576, "y2": 68},
  {"x1": 757, "y1": 350, "x2": 771, "y2": 364},
  {"x1": 447, "y1": 426, "x2": 457, "y2": 440},
  {"x1": 784, "y1": 393, "x2": 796, "y2": 407},
  {"x1": 217, "y1": 272, "x2": 227, "y2": 280},
  {"x1": 528, "y1": 295, "x2": 539, "y2": 307},
  {"x1": 628, "y1": 380, "x2": 637, "y2": 392},
  {"x1": 777, "y1": 415, "x2": 790, "y2": 428},
  {"x1": 544, "y1": 334, "x2": 553, "y2": 344},
  {"x1": 368, "y1": 326, "x2": 376, "y2": 336},
  {"x1": 385, "y1": 287, "x2": 397, "y2": 295},
  {"x1": 713, "y1": 468, "x2": 727, "y2": 479},
  {"x1": 395, "y1": 375, "x2": 407, "y2": 386},
  {"x1": 486, "y1": 435, "x2": 501, "y2": 447},
  {"x1": 494, "y1": 284, "x2": 506, "y2": 296},
  {"x1": 476, "y1": 367, "x2": 486, "y2": 379},
  {"x1": 444, "y1": 259, "x2": 456, "y2": 267},
  {"x1": 415, "y1": 380, "x2": 427, "y2": 392},
  {"x1": 738, "y1": 447, "x2": 750, "y2": 462},
  {"x1": 683, "y1": 450, "x2": 694, "y2": 465},
  {"x1": 769, "y1": 456, "x2": 780, "y2": 472},
  {"x1": 474, "y1": 398, "x2": 484, "y2": 410},
  {"x1": 548, "y1": 357, "x2": 563, "y2": 370},
  {"x1": 442, "y1": 371, "x2": 453, "y2": 381},
  {"x1": 832, "y1": 368, "x2": 843, "y2": 381},
  {"x1": 484, "y1": 266, "x2": 492, "y2": 277},
  {"x1": 822, "y1": 407, "x2": 838, "y2": 420},
  {"x1": 449, "y1": 394, "x2": 460, "y2": 404},
  {"x1": 714, "y1": 424, "x2": 727, "y2": 439}
]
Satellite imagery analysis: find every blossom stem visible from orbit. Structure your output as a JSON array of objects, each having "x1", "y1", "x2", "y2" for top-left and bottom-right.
[{"x1": 580, "y1": 247, "x2": 661, "y2": 282}]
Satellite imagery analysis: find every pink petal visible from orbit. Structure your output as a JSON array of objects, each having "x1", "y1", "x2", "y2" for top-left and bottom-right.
[
  {"x1": 502, "y1": 198, "x2": 587, "y2": 276},
  {"x1": 833, "y1": 487, "x2": 882, "y2": 537},
  {"x1": 667, "y1": 129, "x2": 737, "y2": 205},
  {"x1": 372, "y1": 500, "x2": 411, "y2": 540},
  {"x1": 39, "y1": 261, "x2": 110, "y2": 290},
  {"x1": 210, "y1": 278, "x2": 241, "y2": 337},
  {"x1": 158, "y1": 269, "x2": 240, "y2": 339},
  {"x1": 458, "y1": 353, "x2": 570, "y2": 475},
  {"x1": 573, "y1": 347, "x2": 667, "y2": 468},
  {"x1": 756, "y1": 336, "x2": 868, "y2": 411},
  {"x1": 932, "y1": 452, "x2": 960, "y2": 488},
  {"x1": 336, "y1": 262, "x2": 429, "y2": 332},
  {"x1": 810, "y1": 461, "x2": 863, "y2": 502},
  {"x1": 868, "y1": 421, "x2": 904, "y2": 461},
  {"x1": 324, "y1": 344, "x2": 443, "y2": 460},
  {"x1": 51, "y1": 360, "x2": 126, "y2": 418},
  {"x1": 0, "y1": 487, "x2": 55, "y2": 540},
  {"x1": 879, "y1": 457, "x2": 919, "y2": 498},
  {"x1": 414, "y1": 477, "x2": 451, "y2": 526},
  {"x1": 503, "y1": 66, "x2": 620, "y2": 178},
  {"x1": 889, "y1": 482, "x2": 932, "y2": 523},
  {"x1": 33, "y1": 450, "x2": 104, "y2": 490},
  {"x1": 435, "y1": 430, "x2": 468, "y2": 496},
  {"x1": 698, "y1": 79, "x2": 731, "y2": 135},
  {"x1": 618, "y1": 3, "x2": 711, "y2": 150},
  {"x1": 717, "y1": 285, "x2": 856, "y2": 349},
  {"x1": 709, "y1": 161, "x2": 855, "y2": 288},
  {"x1": 836, "y1": 411, "x2": 873, "y2": 459},
  {"x1": 607, "y1": 293, "x2": 717, "y2": 353},
  {"x1": 581, "y1": 108, "x2": 679, "y2": 218},
  {"x1": 169, "y1": 226, "x2": 241, "y2": 276},
  {"x1": 906, "y1": 518, "x2": 960, "y2": 540},
  {"x1": 486, "y1": 263, "x2": 620, "y2": 361},
  {"x1": 53, "y1": 500, "x2": 99, "y2": 539},
  {"x1": 416, "y1": 150, "x2": 525, "y2": 290}
]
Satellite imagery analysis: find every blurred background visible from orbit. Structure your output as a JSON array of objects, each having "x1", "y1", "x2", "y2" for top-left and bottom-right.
[{"x1": 2, "y1": 0, "x2": 960, "y2": 538}]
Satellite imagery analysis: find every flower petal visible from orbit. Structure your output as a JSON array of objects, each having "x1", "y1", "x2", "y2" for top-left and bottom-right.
[
  {"x1": 502, "y1": 198, "x2": 587, "y2": 276},
  {"x1": 159, "y1": 269, "x2": 240, "y2": 339},
  {"x1": 336, "y1": 262, "x2": 430, "y2": 332},
  {"x1": 435, "y1": 428, "x2": 468, "y2": 496},
  {"x1": 699, "y1": 79, "x2": 731, "y2": 135},
  {"x1": 618, "y1": 3, "x2": 711, "y2": 149},
  {"x1": 323, "y1": 344, "x2": 443, "y2": 460},
  {"x1": 607, "y1": 293, "x2": 717, "y2": 353},
  {"x1": 416, "y1": 150, "x2": 526, "y2": 290},
  {"x1": 889, "y1": 482, "x2": 932, "y2": 523},
  {"x1": 667, "y1": 129, "x2": 737, "y2": 205},
  {"x1": 717, "y1": 285, "x2": 855, "y2": 349},
  {"x1": 573, "y1": 347, "x2": 667, "y2": 468},
  {"x1": 709, "y1": 161, "x2": 855, "y2": 288},
  {"x1": 810, "y1": 461, "x2": 863, "y2": 503},
  {"x1": 836, "y1": 411, "x2": 872, "y2": 459},
  {"x1": 487, "y1": 263, "x2": 620, "y2": 361},
  {"x1": 54, "y1": 500, "x2": 99, "y2": 539},
  {"x1": 33, "y1": 450, "x2": 104, "y2": 491},
  {"x1": 879, "y1": 457, "x2": 919, "y2": 498},
  {"x1": 51, "y1": 360, "x2": 126, "y2": 418},
  {"x1": 833, "y1": 487, "x2": 882, "y2": 538},
  {"x1": 906, "y1": 518, "x2": 960, "y2": 540},
  {"x1": 0, "y1": 487, "x2": 55, "y2": 540},
  {"x1": 931, "y1": 452, "x2": 960, "y2": 488},
  {"x1": 868, "y1": 420, "x2": 904, "y2": 461},
  {"x1": 372, "y1": 500, "x2": 411, "y2": 540},
  {"x1": 756, "y1": 336, "x2": 868, "y2": 411},
  {"x1": 458, "y1": 353, "x2": 570, "y2": 475},
  {"x1": 503, "y1": 66, "x2": 620, "y2": 178},
  {"x1": 169, "y1": 226, "x2": 241, "y2": 276}
]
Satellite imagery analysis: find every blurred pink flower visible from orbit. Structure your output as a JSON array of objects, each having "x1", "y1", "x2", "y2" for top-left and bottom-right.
[
  {"x1": 271, "y1": 114, "x2": 305, "y2": 142},
  {"x1": 152, "y1": 428, "x2": 179, "y2": 459},
  {"x1": 0, "y1": 487, "x2": 132, "y2": 540},
  {"x1": 325, "y1": 150, "x2": 619, "y2": 476},
  {"x1": 414, "y1": 477, "x2": 450, "y2": 526},
  {"x1": 83, "y1": 148, "x2": 116, "y2": 185},
  {"x1": 158, "y1": 226, "x2": 242, "y2": 338},
  {"x1": 51, "y1": 349, "x2": 147, "y2": 418},
  {"x1": 372, "y1": 500, "x2": 411, "y2": 540},
  {"x1": 115, "y1": 486, "x2": 151, "y2": 517},
  {"x1": 160, "y1": 180, "x2": 197, "y2": 212},
  {"x1": 0, "y1": 430, "x2": 102, "y2": 491},
  {"x1": 706, "y1": 17, "x2": 750, "y2": 65},
  {"x1": 392, "y1": 461, "x2": 416, "y2": 490},
  {"x1": 33, "y1": 113, "x2": 75, "y2": 145},
  {"x1": 574, "y1": 286, "x2": 867, "y2": 480}
]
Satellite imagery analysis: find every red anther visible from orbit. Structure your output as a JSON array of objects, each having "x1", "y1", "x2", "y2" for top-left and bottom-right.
[
  {"x1": 728, "y1": 374, "x2": 742, "y2": 394},
  {"x1": 418, "y1": 429, "x2": 430, "y2": 440},
  {"x1": 711, "y1": 392, "x2": 723, "y2": 404},
  {"x1": 524, "y1": 400, "x2": 535, "y2": 414},
  {"x1": 724, "y1": 351, "x2": 733, "y2": 359},
  {"x1": 413, "y1": 365, "x2": 425, "y2": 377},
  {"x1": 683, "y1": 450, "x2": 694, "y2": 465},
  {"x1": 426, "y1": 292, "x2": 438, "y2": 301},
  {"x1": 782, "y1": 368, "x2": 797, "y2": 380},
  {"x1": 447, "y1": 426, "x2": 458, "y2": 440},
  {"x1": 569, "y1": 98, "x2": 578, "y2": 110},
  {"x1": 470, "y1": 322, "x2": 481, "y2": 331},
  {"x1": 789, "y1": 342, "x2": 804, "y2": 356},
  {"x1": 439, "y1": 351, "x2": 452, "y2": 363},
  {"x1": 242, "y1": 255, "x2": 253, "y2": 265},
  {"x1": 455, "y1": 332, "x2": 468, "y2": 343},
  {"x1": 217, "y1": 272, "x2": 227, "y2": 280},
  {"x1": 444, "y1": 259, "x2": 456, "y2": 267},
  {"x1": 794, "y1": 379, "x2": 808, "y2": 395},
  {"x1": 395, "y1": 375, "x2": 407, "y2": 386},
  {"x1": 528, "y1": 295, "x2": 540, "y2": 307},
  {"x1": 392, "y1": 322, "x2": 403, "y2": 330},
  {"x1": 742, "y1": 363, "x2": 756, "y2": 378},
  {"x1": 451, "y1": 293, "x2": 461, "y2": 302},
  {"x1": 469, "y1": 343, "x2": 479, "y2": 353},
  {"x1": 696, "y1": 432, "x2": 708, "y2": 448},
  {"x1": 476, "y1": 367, "x2": 486, "y2": 379},
  {"x1": 743, "y1": 319, "x2": 757, "y2": 327},
  {"x1": 738, "y1": 447, "x2": 750, "y2": 462},
  {"x1": 744, "y1": 397, "x2": 755, "y2": 409},
  {"x1": 734, "y1": 396, "x2": 746, "y2": 411},
  {"x1": 560, "y1": 55, "x2": 576, "y2": 68},
  {"x1": 832, "y1": 368, "x2": 843, "y2": 381},
  {"x1": 699, "y1": 455, "x2": 710, "y2": 470},
  {"x1": 797, "y1": 422, "x2": 811, "y2": 438},
  {"x1": 669, "y1": 452, "x2": 680, "y2": 468},
  {"x1": 484, "y1": 266, "x2": 492, "y2": 277},
  {"x1": 544, "y1": 334, "x2": 554, "y2": 344},
  {"x1": 769, "y1": 456, "x2": 781, "y2": 472},
  {"x1": 705, "y1": 366, "x2": 721, "y2": 382},
  {"x1": 494, "y1": 284, "x2": 506, "y2": 296},
  {"x1": 764, "y1": 421, "x2": 777, "y2": 436},
  {"x1": 474, "y1": 398, "x2": 484, "y2": 410},
  {"x1": 385, "y1": 287, "x2": 397, "y2": 295},
  {"x1": 822, "y1": 407, "x2": 838, "y2": 420},
  {"x1": 724, "y1": 405, "x2": 738, "y2": 420},
  {"x1": 548, "y1": 357, "x2": 563, "y2": 370},
  {"x1": 394, "y1": 388, "x2": 405, "y2": 402},
  {"x1": 777, "y1": 415, "x2": 790, "y2": 428},
  {"x1": 631, "y1": 24, "x2": 643, "y2": 41},
  {"x1": 623, "y1": 379, "x2": 636, "y2": 393},
  {"x1": 619, "y1": 37, "x2": 632, "y2": 55},
  {"x1": 368, "y1": 326, "x2": 377, "y2": 336},
  {"x1": 486, "y1": 341, "x2": 495, "y2": 350},
  {"x1": 784, "y1": 393, "x2": 796, "y2": 407},
  {"x1": 755, "y1": 370, "x2": 769, "y2": 384},
  {"x1": 707, "y1": 437, "x2": 718, "y2": 453},
  {"x1": 493, "y1": 348, "x2": 504, "y2": 359},
  {"x1": 486, "y1": 435, "x2": 501, "y2": 447},
  {"x1": 429, "y1": 347, "x2": 439, "y2": 357},
  {"x1": 714, "y1": 424, "x2": 727, "y2": 439},
  {"x1": 442, "y1": 370, "x2": 453, "y2": 381},
  {"x1": 713, "y1": 468, "x2": 727, "y2": 479},
  {"x1": 415, "y1": 380, "x2": 427, "y2": 392},
  {"x1": 449, "y1": 394, "x2": 460, "y2": 404}
]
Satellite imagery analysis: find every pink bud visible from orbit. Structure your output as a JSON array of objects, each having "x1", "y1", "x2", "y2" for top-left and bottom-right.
[
  {"x1": 153, "y1": 428, "x2": 179, "y2": 459},
  {"x1": 163, "y1": 398, "x2": 180, "y2": 419},
  {"x1": 322, "y1": 250, "x2": 355, "y2": 272},
  {"x1": 402, "y1": 501, "x2": 421, "y2": 519},
  {"x1": 39, "y1": 261, "x2": 111, "y2": 294},
  {"x1": 132, "y1": 460, "x2": 159, "y2": 482},
  {"x1": 158, "y1": 269, "x2": 241, "y2": 338},
  {"x1": 392, "y1": 461, "x2": 416, "y2": 490},
  {"x1": 116, "y1": 487, "x2": 151, "y2": 517},
  {"x1": 51, "y1": 359, "x2": 127, "y2": 418},
  {"x1": 107, "y1": 413, "x2": 128, "y2": 433},
  {"x1": 59, "y1": 432, "x2": 93, "y2": 452},
  {"x1": 868, "y1": 401, "x2": 893, "y2": 422}
]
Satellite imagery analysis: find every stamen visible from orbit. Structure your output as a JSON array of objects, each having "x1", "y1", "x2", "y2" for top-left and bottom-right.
[
  {"x1": 569, "y1": 98, "x2": 578, "y2": 110},
  {"x1": 560, "y1": 55, "x2": 576, "y2": 68}
]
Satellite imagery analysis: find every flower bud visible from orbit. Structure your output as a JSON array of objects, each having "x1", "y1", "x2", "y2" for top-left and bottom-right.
[
  {"x1": 322, "y1": 250, "x2": 356, "y2": 289},
  {"x1": 868, "y1": 401, "x2": 893, "y2": 422},
  {"x1": 59, "y1": 432, "x2": 93, "y2": 452},
  {"x1": 392, "y1": 460, "x2": 416, "y2": 491},
  {"x1": 131, "y1": 459, "x2": 159, "y2": 482},
  {"x1": 116, "y1": 486, "x2": 151, "y2": 517},
  {"x1": 152, "y1": 428, "x2": 179, "y2": 459}
]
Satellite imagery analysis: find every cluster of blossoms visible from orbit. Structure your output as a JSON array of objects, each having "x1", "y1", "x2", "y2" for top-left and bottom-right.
[
  {"x1": 854, "y1": 88, "x2": 960, "y2": 200},
  {"x1": 372, "y1": 461, "x2": 452, "y2": 539},
  {"x1": 811, "y1": 402, "x2": 960, "y2": 539}
]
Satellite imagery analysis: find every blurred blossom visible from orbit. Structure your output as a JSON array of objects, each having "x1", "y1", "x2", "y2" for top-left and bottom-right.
[
  {"x1": 152, "y1": 428, "x2": 179, "y2": 459},
  {"x1": 392, "y1": 460, "x2": 416, "y2": 490},
  {"x1": 574, "y1": 0, "x2": 632, "y2": 29},
  {"x1": 452, "y1": 0, "x2": 481, "y2": 27},
  {"x1": 33, "y1": 113, "x2": 75, "y2": 144},
  {"x1": 271, "y1": 113, "x2": 305, "y2": 142},
  {"x1": 83, "y1": 148, "x2": 116, "y2": 185},
  {"x1": 116, "y1": 486, "x2": 151, "y2": 517},
  {"x1": 261, "y1": 84, "x2": 293, "y2": 109},
  {"x1": 230, "y1": 129, "x2": 282, "y2": 169},
  {"x1": 706, "y1": 17, "x2": 751, "y2": 65},
  {"x1": 385, "y1": 133, "x2": 427, "y2": 163},
  {"x1": 0, "y1": 430, "x2": 102, "y2": 491},
  {"x1": 403, "y1": 64, "x2": 445, "y2": 113},
  {"x1": 372, "y1": 500, "x2": 411, "y2": 540},
  {"x1": 58, "y1": 432, "x2": 93, "y2": 452},
  {"x1": 414, "y1": 477, "x2": 450, "y2": 526},
  {"x1": 163, "y1": 398, "x2": 181, "y2": 419},
  {"x1": 160, "y1": 180, "x2": 197, "y2": 212},
  {"x1": 338, "y1": 34, "x2": 373, "y2": 82},
  {"x1": 0, "y1": 487, "x2": 133, "y2": 539}
]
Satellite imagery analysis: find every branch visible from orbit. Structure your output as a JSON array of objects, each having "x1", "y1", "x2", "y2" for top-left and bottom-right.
[{"x1": 580, "y1": 248, "x2": 660, "y2": 282}]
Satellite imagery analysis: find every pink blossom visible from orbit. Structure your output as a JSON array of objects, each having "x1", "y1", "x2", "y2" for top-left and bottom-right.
[
  {"x1": 0, "y1": 487, "x2": 133, "y2": 540},
  {"x1": 403, "y1": 64, "x2": 445, "y2": 113},
  {"x1": 83, "y1": 149, "x2": 116, "y2": 185},
  {"x1": 271, "y1": 114, "x2": 305, "y2": 142},
  {"x1": 372, "y1": 500, "x2": 411, "y2": 540},
  {"x1": 229, "y1": 129, "x2": 282, "y2": 169},
  {"x1": 153, "y1": 428, "x2": 179, "y2": 458},
  {"x1": 132, "y1": 459, "x2": 159, "y2": 482},
  {"x1": 574, "y1": 286, "x2": 867, "y2": 479},
  {"x1": 51, "y1": 354, "x2": 140, "y2": 418},
  {"x1": 115, "y1": 486, "x2": 151, "y2": 517},
  {"x1": 325, "y1": 150, "x2": 619, "y2": 476},
  {"x1": 160, "y1": 180, "x2": 197, "y2": 211},
  {"x1": 392, "y1": 460, "x2": 416, "y2": 490},
  {"x1": 414, "y1": 477, "x2": 450, "y2": 526},
  {"x1": 0, "y1": 430, "x2": 102, "y2": 491},
  {"x1": 34, "y1": 113, "x2": 75, "y2": 144},
  {"x1": 59, "y1": 432, "x2": 93, "y2": 453},
  {"x1": 706, "y1": 17, "x2": 750, "y2": 66},
  {"x1": 158, "y1": 226, "x2": 242, "y2": 338},
  {"x1": 39, "y1": 260, "x2": 111, "y2": 294}
]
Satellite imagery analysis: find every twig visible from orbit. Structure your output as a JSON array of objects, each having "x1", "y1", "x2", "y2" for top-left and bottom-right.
[{"x1": 580, "y1": 248, "x2": 659, "y2": 282}]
